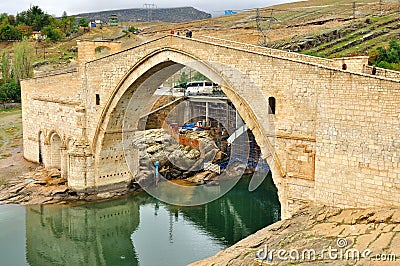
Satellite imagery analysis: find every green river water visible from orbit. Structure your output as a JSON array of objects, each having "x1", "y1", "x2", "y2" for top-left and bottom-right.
[{"x1": 0, "y1": 175, "x2": 280, "y2": 266}]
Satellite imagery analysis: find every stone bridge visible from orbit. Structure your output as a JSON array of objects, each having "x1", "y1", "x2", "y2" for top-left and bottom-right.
[{"x1": 21, "y1": 35, "x2": 400, "y2": 218}]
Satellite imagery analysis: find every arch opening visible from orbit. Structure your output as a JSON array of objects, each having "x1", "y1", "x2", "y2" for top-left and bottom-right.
[
  {"x1": 94, "y1": 49, "x2": 286, "y2": 216},
  {"x1": 268, "y1": 97, "x2": 276, "y2": 115},
  {"x1": 49, "y1": 133, "x2": 63, "y2": 170}
]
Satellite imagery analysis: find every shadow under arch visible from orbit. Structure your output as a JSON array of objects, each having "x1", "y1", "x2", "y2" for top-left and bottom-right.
[{"x1": 93, "y1": 48, "x2": 288, "y2": 217}]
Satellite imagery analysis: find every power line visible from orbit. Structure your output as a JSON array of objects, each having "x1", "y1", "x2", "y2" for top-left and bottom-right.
[{"x1": 144, "y1": 3, "x2": 157, "y2": 22}]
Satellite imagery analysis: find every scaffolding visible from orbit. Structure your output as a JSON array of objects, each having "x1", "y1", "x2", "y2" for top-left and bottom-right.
[{"x1": 185, "y1": 98, "x2": 269, "y2": 172}]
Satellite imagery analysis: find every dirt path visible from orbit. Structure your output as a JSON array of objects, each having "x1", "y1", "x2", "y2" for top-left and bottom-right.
[{"x1": 0, "y1": 108, "x2": 38, "y2": 184}]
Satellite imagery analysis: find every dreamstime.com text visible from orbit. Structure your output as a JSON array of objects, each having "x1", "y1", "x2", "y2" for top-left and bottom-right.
[{"x1": 255, "y1": 239, "x2": 397, "y2": 263}]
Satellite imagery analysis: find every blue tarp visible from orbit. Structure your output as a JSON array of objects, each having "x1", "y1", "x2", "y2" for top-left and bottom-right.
[
  {"x1": 181, "y1": 123, "x2": 196, "y2": 129},
  {"x1": 224, "y1": 10, "x2": 238, "y2": 15}
]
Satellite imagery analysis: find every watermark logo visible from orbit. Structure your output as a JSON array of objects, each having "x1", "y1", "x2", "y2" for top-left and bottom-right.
[
  {"x1": 121, "y1": 61, "x2": 276, "y2": 206},
  {"x1": 255, "y1": 238, "x2": 397, "y2": 264}
]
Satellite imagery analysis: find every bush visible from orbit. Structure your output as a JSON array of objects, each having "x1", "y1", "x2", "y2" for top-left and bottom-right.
[
  {"x1": 41, "y1": 26, "x2": 65, "y2": 41},
  {"x1": 128, "y1": 26, "x2": 139, "y2": 33},
  {"x1": 0, "y1": 81, "x2": 21, "y2": 103},
  {"x1": 376, "y1": 61, "x2": 395, "y2": 70},
  {"x1": 373, "y1": 40, "x2": 400, "y2": 69}
]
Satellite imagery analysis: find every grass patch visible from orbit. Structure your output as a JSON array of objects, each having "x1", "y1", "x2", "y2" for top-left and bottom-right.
[{"x1": 0, "y1": 178, "x2": 9, "y2": 186}]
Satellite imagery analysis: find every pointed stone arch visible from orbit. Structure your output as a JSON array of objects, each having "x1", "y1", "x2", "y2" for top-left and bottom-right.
[{"x1": 92, "y1": 49, "x2": 288, "y2": 216}]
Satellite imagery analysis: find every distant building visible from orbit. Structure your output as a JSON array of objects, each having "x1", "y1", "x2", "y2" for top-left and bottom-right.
[
  {"x1": 109, "y1": 15, "x2": 118, "y2": 26},
  {"x1": 31, "y1": 31, "x2": 46, "y2": 40},
  {"x1": 224, "y1": 10, "x2": 238, "y2": 15},
  {"x1": 89, "y1": 20, "x2": 104, "y2": 28}
]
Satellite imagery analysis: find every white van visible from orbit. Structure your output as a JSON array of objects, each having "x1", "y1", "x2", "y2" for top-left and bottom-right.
[{"x1": 185, "y1": 81, "x2": 217, "y2": 95}]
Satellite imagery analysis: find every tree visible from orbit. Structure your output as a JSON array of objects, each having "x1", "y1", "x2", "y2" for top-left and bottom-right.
[
  {"x1": 13, "y1": 40, "x2": 34, "y2": 84},
  {"x1": 193, "y1": 71, "x2": 210, "y2": 81},
  {"x1": 0, "y1": 13, "x2": 8, "y2": 25},
  {"x1": 41, "y1": 26, "x2": 65, "y2": 41},
  {"x1": 16, "y1": 5, "x2": 52, "y2": 31},
  {"x1": 8, "y1": 15, "x2": 15, "y2": 25},
  {"x1": 1, "y1": 51, "x2": 11, "y2": 83},
  {"x1": 15, "y1": 24, "x2": 33, "y2": 37},
  {"x1": 0, "y1": 25, "x2": 22, "y2": 40},
  {"x1": 178, "y1": 71, "x2": 189, "y2": 85},
  {"x1": 78, "y1": 17, "x2": 89, "y2": 27},
  {"x1": 0, "y1": 81, "x2": 20, "y2": 104},
  {"x1": 373, "y1": 40, "x2": 400, "y2": 70}
]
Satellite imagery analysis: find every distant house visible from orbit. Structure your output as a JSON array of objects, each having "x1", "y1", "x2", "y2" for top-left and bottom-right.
[
  {"x1": 224, "y1": 10, "x2": 238, "y2": 15},
  {"x1": 32, "y1": 31, "x2": 46, "y2": 40},
  {"x1": 88, "y1": 20, "x2": 104, "y2": 28},
  {"x1": 109, "y1": 15, "x2": 118, "y2": 26}
]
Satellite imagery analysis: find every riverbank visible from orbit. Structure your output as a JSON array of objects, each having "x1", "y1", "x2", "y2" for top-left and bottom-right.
[
  {"x1": 191, "y1": 204, "x2": 400, "y2": 265},
  {"x1": 0, "y1": 108, "x2": 38, "y2": 183},
  {"x1": 0, "y1": 167, "x2": 142, "y2": 205}
]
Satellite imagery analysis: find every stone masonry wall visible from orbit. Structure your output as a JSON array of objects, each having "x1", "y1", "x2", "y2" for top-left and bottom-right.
[{"x1": 21, "y1": 71, "x2": 81, "y2": 164}]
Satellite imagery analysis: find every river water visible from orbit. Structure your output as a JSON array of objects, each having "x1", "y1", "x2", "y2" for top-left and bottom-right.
[{"x1": 0, "y1": 175, "x2": 280, "y2": 266}]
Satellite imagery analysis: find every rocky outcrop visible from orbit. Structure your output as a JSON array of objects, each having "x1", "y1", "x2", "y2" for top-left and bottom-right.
[
  {"x1": 0, "y1": 168, "x2": 132, "y2": 205},
  {"x1": 134, "y1": 129, "x2": 227, "y2": 187},
  {"x1": 191, "y1": 205, "x2": 400, "y2": 265}
]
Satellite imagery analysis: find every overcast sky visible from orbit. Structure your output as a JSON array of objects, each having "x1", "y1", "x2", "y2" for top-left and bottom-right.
[{"x1": 0, "y1": 1, "x2": 295, "y2": 17}]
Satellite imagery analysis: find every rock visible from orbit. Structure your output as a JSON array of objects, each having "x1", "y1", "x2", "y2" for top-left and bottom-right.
[
  {"x1": 186, "y1": 149, "x2": 200, "y2": 160},
  {"x1": 97, "y1": 192, "x2": 115, "y2": 199},
  {"x1": 213, "y1": 150, "x2": 227, "y2": 162},
  {"x1": 186, "y1": 171, "x2": 213, "y2": 183},
  {"x1": 146, "y1": 144, "x2": 164, "y2": 154},
  {"x1": 50, "y1": 185, "x2": 69, "y2": 196},
  {"x1": 47, "y1": 178, "x2": 67, "y2": 186},
  {"x1": 169, "y1": 169, "x2": 183, "y2": 179},
  {"x1": 204, "y1": 172, "x2": 218, "y2": 181},
  {"x1": 25, "y1": 196, "x2": 52, "y2": 205},
  {"x1": 8, "y1": 183, "x2": 28, "y2": 194}
]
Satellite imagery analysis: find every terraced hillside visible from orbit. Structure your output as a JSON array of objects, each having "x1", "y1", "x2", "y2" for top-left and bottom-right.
[
  {"x1": 135, "y1": 0, "x2": 400, "y2": 62},
  {"x1": 4, "y1": 0, "x2": 400, "y2": 73}
]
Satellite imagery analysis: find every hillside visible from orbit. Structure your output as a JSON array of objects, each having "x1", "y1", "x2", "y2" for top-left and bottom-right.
[
  {"x1": 75, "y1": 7, "x2": 211, "y2": 23},
  {"x1": 134, "y1": 0, "x2": 400, "y2": 62},
  {"x1": 10, "y1": 0, "x2": 400, "y2": 74}
]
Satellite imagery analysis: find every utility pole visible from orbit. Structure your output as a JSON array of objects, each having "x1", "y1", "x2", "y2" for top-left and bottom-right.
[
  {"x1": 398, "y1": 0, "x2": 400, "y2": 13},
  {"x1": 379, "y1": 0, "x2": 383, "y2": 16},
  {"x1": 144, "y1": 3, "x2": 157, "y2": 22},
  {"x1": 255, "y1": 8, "x2": 277, "y2": 47},
  {"x1": 353, "y1": 2, "x2": 356, "y2": 19}
]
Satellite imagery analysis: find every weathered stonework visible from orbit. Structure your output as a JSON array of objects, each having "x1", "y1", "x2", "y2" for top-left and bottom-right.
[{"x1": 21, "y1": 35, "x2": 400, "y2": 219}]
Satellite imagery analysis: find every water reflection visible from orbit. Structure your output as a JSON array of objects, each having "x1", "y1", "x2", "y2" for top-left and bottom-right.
[
  {"x1": 26, "y1": 199, "x2": 140, "y2": 266},
  {"x1": 25, "y1": 175, "x2": 280, "y2": 266}
]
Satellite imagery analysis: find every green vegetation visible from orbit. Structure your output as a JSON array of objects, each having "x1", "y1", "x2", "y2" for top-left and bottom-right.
[
  {"x1": 372, "y1": 39, "x2": 400, "y2": 70},
  {"x1": 78, "y1": 17, "x2": 89, "y2": 27},
  {"x1": 0, "y1": 177, "x2": 9, "y2": 186},
  {"x1": 0, "y1": 5, "x2": 78, "y2": 41},
  {"x1": 128, "y1": 26, "x2": 139, "y2": 33},
  {"x1": 13, "y1": 40, "x2": 34, "y2": 83},
  {"x1": 192, "y1": 71, "x2": 210, "y2": 81},
  {"x1": 178, "y1": 71, "x2": 189, "y2": 85},
  {"x1": 0, "y1": 40, "x2": 34, "y2": 106}
]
